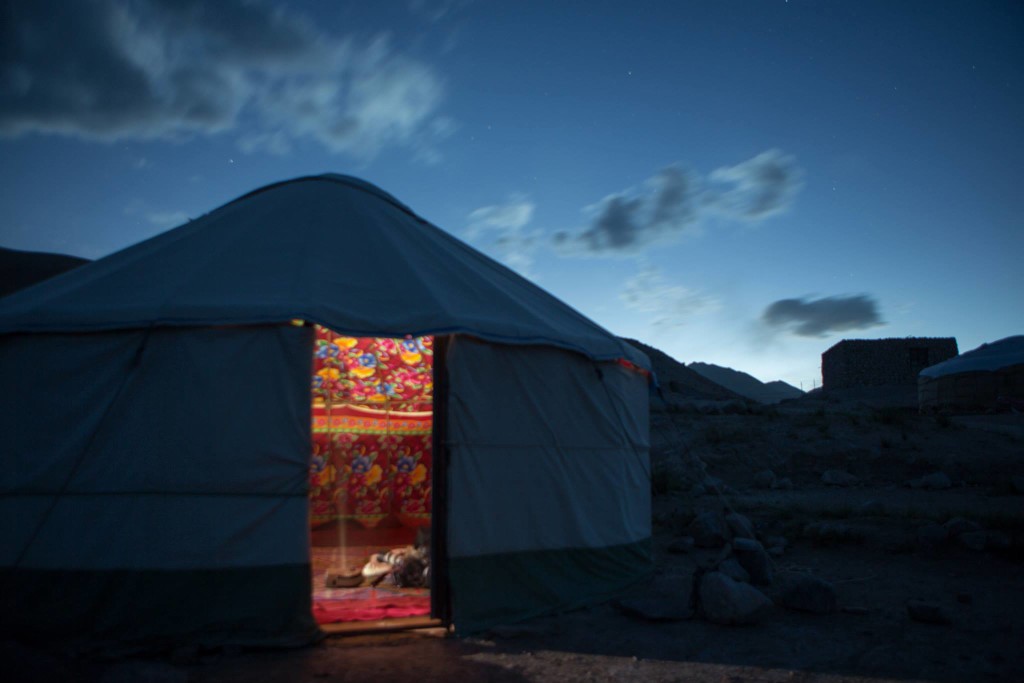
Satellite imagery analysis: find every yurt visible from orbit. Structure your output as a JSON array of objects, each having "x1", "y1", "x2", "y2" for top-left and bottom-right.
[
  {"x1": 918, "y1": 336, "x2": 1024, "y2": 413},
  {"x1": 0, "y1": 174, "x2": 653, "y2": 647}
]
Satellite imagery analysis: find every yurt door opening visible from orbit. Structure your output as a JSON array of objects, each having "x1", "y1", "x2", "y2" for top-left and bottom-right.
[{"x1": 308, "y1": 326, "x2": 441, "y2": 629}]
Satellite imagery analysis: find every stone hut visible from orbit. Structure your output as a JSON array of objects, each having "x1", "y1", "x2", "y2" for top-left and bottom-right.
[{"x1": 822, "y1": 337, "x2": 958, "y2": 390}]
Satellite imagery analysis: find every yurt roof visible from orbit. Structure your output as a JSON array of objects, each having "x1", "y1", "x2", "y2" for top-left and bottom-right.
[
  {"x1": 920, "y1": 335, "x2": 1024, "y2": 378},
  {"x1": 0, "y1": 174, "x2": 648, "y2": 369}
]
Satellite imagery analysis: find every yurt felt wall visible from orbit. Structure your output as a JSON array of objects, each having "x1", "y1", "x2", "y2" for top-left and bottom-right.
[
  {"x1": 445, "y1": 337, "x2": 652, "y2": 632},
  {"x1": 919, "y1": 364, "x2": 1024, "y2": 413},
  {"x1": 918, "y1": 336, "x2": 1024, "y2": 413},
  {"x1": 0, "y1": 324, "x2": 319, "y2": 647}
]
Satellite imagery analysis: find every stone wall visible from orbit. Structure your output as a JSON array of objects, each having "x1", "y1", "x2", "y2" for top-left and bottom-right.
[{"x1": 822, "y1": 338, "x2": 958, "y2": 390}]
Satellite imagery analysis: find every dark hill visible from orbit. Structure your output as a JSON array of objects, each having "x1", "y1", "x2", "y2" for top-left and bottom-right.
[
  {"x1": 687, "y1": 362, "x2": 804, "y2": 404},
  {"x1": 621, "y1": 338, "x2": 744, "y2": 402},
  {"x1": 0, "y1": 247, "x2": 90, "y2": 298}
]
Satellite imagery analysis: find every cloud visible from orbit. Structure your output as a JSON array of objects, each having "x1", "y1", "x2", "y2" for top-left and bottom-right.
[
  {"x1": 555, "y1": 151, "x2": 802, "y2": 257},
  {"x1": 466, "y1": 195, "x2": 537, "y2": 276},
  {"x1": 408, "y1": 0, "x2": 473, "y2": 23},
  {"x1": 708, "y1": 149, "x2": 803, "y2": 221},
  {"x1": 761, "y1": 294, "x2": 883, "y2": 337},
  {"x1": 0, "y1": 0, "x2": 447, "y2": 160},
  {"x1": 620, "y1": 267, "x2": 718, "y2": 329},
  {"x1": 554, "y1": 165, "x2": 701, "y2": 256},
  {"x1": 146, "y1": 210, "x2": 190, "y2": 229}
]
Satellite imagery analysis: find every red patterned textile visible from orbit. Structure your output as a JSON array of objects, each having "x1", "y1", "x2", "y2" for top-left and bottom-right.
[
  {"x1": 310, "y1": 327, "x2": 433, "y2": 528},
  {"x1": 312, "y1": 330, "x2": 433, "y2": 409}
]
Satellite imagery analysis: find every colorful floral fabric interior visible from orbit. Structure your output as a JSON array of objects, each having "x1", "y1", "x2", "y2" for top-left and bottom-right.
[{"x1": 310, "y1": 327, "x2": 433, "y2": 528}]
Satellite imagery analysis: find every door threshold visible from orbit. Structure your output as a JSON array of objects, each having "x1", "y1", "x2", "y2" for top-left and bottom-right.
[{"x1": 320, "y1": 616, "x2": 444, "y2": 636}]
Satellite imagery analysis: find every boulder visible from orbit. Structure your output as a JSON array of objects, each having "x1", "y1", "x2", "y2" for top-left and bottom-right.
[
  {"x1": 917, "y1": 472, "x2": 952, "y2": 490},
  {"x1": 959, "y1": 531, "x2": 988, "y2": 551},
  {"x1": 859, "y1": 500, "x2": 885, "y2": 516},
  {"x1": 725, "y1": 512, "x2": 756, "y2": 540},
  {"x1": 686, "y1": 511, "x2": 730, "y2": 548},
  {"x1": 615, "y1": 596, "x2": 693, "y2": 622},
  {"x1": 916, "y1": 523, "x2": 949, "y2": 549},
  {"x1": 906, "y1": 600, "x2": 951, "y2": 625},
  {"x1": 771, "y1": 477, "x2": 794, "y2": 490},
  {"x1": 778, "y1": 572, "x2": 838, "y2": 615},
  {"x1": 944, "y1": 517, "x2": 982, "y2": 537},
  {"x1": 753, "y1": 469, "x2": 776, "y2": 489},
  {"x1": 667, "y1": 536, "x2": 696, "y2": 554},
  {"x1": 804, "y1": 521, "x2": 864, "y2": 545},
  {"x1": 821, "y1": 469, "x2": 859, "y2": 487},
  {"x1": 732, "y1": 538, "x2": 774, "y2": 586},
  {"x1": 698, "y1": 571, "x2": 773, "y2": 625},
  {"x1": 1012, "y1": 475, "x2": 1024, "y2": 495},
  {"x1": 985, "y1": 530, "x2": 1011, "y2": 551},
  {"x1": 717, "y1": 557, "x2": 750, "y2": 583}
]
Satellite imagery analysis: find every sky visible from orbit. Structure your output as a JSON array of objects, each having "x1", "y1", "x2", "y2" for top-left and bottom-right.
[{"x1": 1, "y1": 0, "x2": 1021, "y2": 389}]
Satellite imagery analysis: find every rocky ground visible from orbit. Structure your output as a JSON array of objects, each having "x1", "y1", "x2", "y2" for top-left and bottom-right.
[{"x1": 5, "y1": 396, "x2": 1024, "y2": 682}]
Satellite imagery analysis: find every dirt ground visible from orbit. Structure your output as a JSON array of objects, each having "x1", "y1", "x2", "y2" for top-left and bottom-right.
[{"x1": 5, "y1": 399, "x2": 1023, "y2": 682}]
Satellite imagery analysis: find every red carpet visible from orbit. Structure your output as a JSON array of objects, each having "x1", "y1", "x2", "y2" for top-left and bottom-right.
[{"x1": 313, "y1": 595, "x2": 432, "y2": 623}]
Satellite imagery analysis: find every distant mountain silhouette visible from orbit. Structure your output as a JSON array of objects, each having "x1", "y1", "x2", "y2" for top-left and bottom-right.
[
  {"x1": 0, "y1": 247, "x2": 89, "y2": 298},
  {"x1": 687, "y1": 362, "x2": 804, "y2": 404},
  {"x1": 621, "y1": 338, "x2": 745, "y2": 402}
]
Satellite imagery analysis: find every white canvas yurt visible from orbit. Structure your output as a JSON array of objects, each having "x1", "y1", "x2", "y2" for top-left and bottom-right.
[
  {"x1": 0, "y1": 175, "x2": 652, "y2": 647},
  {"x1": 918, "y1": 335, "x2": 1024, "y2": 413}
]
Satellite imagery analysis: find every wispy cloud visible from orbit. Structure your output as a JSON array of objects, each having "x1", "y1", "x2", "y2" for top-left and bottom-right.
[
  {"x1": 145, "y1": 211, "x2": 190, "y2": 229},
  {"x1": 708, "y1": 149, "x2": 803, "y2": 221},
  {"x1": 466, "y1": 195, "x2": 537, "y2": 276},
  {"x1": 555, "y1": 150, "x2": 802, "y2": 257},
  {"x1": 1, "y1": 0, "x2": 448, "y2": 161},
  {"x1": 620, "y1": 267, "x2": 718, "y2": 329},
  {"x1": 553, "y1": 166, "x2": 701, "y2": 257},
  {"x1": 408, "y1": 0, "x2": 473, "y2": 23},
  {"x1": 761, "y1": 294, "x2": 884, "y2": 337}
]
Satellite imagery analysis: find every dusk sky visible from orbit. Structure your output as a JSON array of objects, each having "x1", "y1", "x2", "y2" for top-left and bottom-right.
[{"x1": 2, "y1": 0, "x2": 1021, "y2": 388}]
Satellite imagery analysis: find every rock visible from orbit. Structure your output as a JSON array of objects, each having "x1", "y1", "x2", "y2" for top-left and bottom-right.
[
  {"x1": 778, "y1": 572, "x2": 838, "y2": 614},
  {"x1": 698, "y1": 571, "x2": 773, "y2": 625},
  {"x1": 667, "y1": 536, "x2": 695, "y2": 554},
  {"x1": 102, "y1": 661, "x2": 188, "y2": 683},
  {"x1": 168, "y1": 644, "x2": 200, "y2": 666},
  {"x1": 753, "y1": 469, "x2": 776, "y2": 489},
  {"x1": 690, "y1": 483, "x2": 707, "y2": 497},
  {"x1": 944, "y1": 517, "x2": 982, "y2": 537},
  {"x1": 732, "y1": 538, "x2": 774, "y2": 586},
  {"x1": 858, "y1": 645, "x2": 899, "y2": 672},
  {"x1": 843, "y1": 605, "x2": 870, "y2": 615},
  {"x1": 917, "y1": 472, "x2": 953, "y2": 490},
  {"x1": 916, "y1": 523, "x2": 949, "y2": 549},
  {"x1": 906, "y1": 600, "x2": 952, "y2": 625},
  {"x1": 822, "y1": 469, "x2": 859, "y2": 487},
  {"x1": 704, "y1": 476, "x2": 725, "y2": 492},
  {"x1": 725, "y1": 512, "x2": 756, "y2": 540},
  {"x1": 959, "y1": 531, "x2": 988, "y2": 551},
  {"x1": 488, "y1": 621, "x2": 556, "y2": 639},
  {"x1": 717, "y1": 557, "x2": 750, "y2": 583},
  {"x1": 771, "y1": 477, "x2": 794, "y2": 490},
  {"x1": 767, "y1": 545, "x2": 785, "y2": 557},
  {"x1": 986, "y1": 530, "x2": 1011, "y2": 551},
  {"x1": 615, "y1": 596, "x2": 693, "y2": 622},
  {"x1": 804, "y1": 521, "x2": 865, "y2": 545},
  {"x1": 686, "y1": 511, "x2": 729, "y2": 548},
  {"x1": 859, "y1": 500, "x2": 885, "y2": 516},
  {"x1": 0, "y1": 641, "x2": 72, "y2": 683}
]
